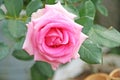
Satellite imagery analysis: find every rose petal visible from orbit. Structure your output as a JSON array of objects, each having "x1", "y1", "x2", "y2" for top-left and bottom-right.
[
  {"x1": 79, "y1": 33, "x2": 88, "y2": 46},
  {"x1": 45, "y1": 2, "x2": 77, "y2": 19},
  {"x1": 51, "y1": 62, "x2": 60, "y2": 70},
  {"x1": 31, "y1": 9, "x2": 45, "y2": 20},
  {"x1": 22, "y1": 22, "x2": 34, "y2": 55},
  {"x1": 72, "y1": 32, "x2": 88, "y2": 59}
]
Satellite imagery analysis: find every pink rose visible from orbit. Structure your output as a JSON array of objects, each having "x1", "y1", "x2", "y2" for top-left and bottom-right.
[{"x1": 23, "y1": 2, "x2": 88, "y2": 70}]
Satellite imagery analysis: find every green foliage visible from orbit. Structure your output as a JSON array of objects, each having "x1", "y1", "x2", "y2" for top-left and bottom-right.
[
  {"x1": 7, "y1": 20, "x2": 26, "y2": 38},
  {"x1": 91, "y1": 0, "x2": 102, "y2": 4},
  {"x1": 12, "y1": 38, "x2": 33, "y2": 61},
  {"x1": 64, "y1": 4, "x2": 78, "y2": 17},
  {"x1": 76, "y1": 0, "x2": 95, "y2": 34},
  {"x1": 26, "y1": 0, "x2": 43, "y2": 16},
  {"x1": 97, "y1": 5, "x2": 108, "y2": 16},
  {"x1": 0, "y1": 20, "x2": 16, "y2": 47},
  {"x1": 79, "y1": 39, "x2": 102, "y2": 64},
  {"x1": 0, "y1": 43, "x2": 9, "y2": 60},
  {"x1": 0, "y1": 9, "x2": 5, "y2": 20},
  {"x1": 31, "y1": 61, "x2": 54, "y2": 80},
  {"x1": 110, "y1": 47, "x2": 120, "y2": 55},
  {"x1": 91, "y1": 0, "x2": 108, "y2": 16},
  {"x1": 77, "y1": 0, "x2": 120, "y2": 63},
  {"x1": 79, "y1": 0, "x2": 96, "y2": 20},
  {"x1": 34, "y1": 61, "x2": 54, "y2": 77},
  {"x1": 12, "y1": 50, "x2": 33, "y2": 61},
  {"x1": 4, "y1": 0, "x2": 23, "y2": 17},
  {"x1": 13, "y1": 38, "x2": 25, "y2": 50},
  {"x1": 0, "y1": 0, "x2": 3, "y2": 5},
  {"x1": 88, "y1": 25, "x2": 120, "y2": 48},
  {"x1": 31, "y1": 65, "x2": 48, "y2": 80},
  {"x1": 45, "y1": 0, "x2": 55, "y2": 4},
  {"x1": 76, "y1": 17, "x2": 93, "y2": 34},
  {"x1": 67, "y1": 0, "x2": 81, "y2": 3}
]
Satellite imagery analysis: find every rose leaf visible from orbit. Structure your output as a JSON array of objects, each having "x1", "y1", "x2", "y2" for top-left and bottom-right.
[
  {"x1": 4, "y1": 0, "x2": 23, "y2": 17},
  {"x1": 31, "y1": 64, "x2": 48, "y2": 80},
  {"x1": 26, "y1": 0, "x2": 43, "y2": 16},
  {"x1": 79, "y1": 39, "x2": 102, "y2": 64},
  {"x1": 88, "y1": 25, "x2": 120, "y2": 48},
  {"x1": 7, "y1": 20, "x2": 26, "y2": 38},
  {"x1": 0, "y1": 42, "x2": 9, "y2": 60},
  {"x1": 34, "y1": 61, "x2": 54, "y2": 78},
  {"x1": 0, "y1": 9, "x2": 5, "y2": 20},
  {"x1": 12, "y1": 50, "x2": 33, "y2": 61}
]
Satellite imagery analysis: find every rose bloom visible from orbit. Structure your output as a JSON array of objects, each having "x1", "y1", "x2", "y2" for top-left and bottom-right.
[{"x1": 23, "y1": 2, "x2": 88, "y2": 70}]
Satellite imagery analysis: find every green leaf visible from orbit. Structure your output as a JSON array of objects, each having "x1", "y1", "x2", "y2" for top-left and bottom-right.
[
  {"x1": 79, "y1": 0, "x2": 96, "y2": 20},
  {"x1": 97, "y1": 4, "x2": 108, "y2": 16},
  {"x1": 4, "y1": 0, "x2": 23, "y2": 17},
  {"x1": 26, "y1": 17, "x2": 31, "y2": 23},
  {"x1": 76, "y1": 0, "x2": 95, "y2": 34},
  {"x1": 12, "y1": 50, "x2": 33, "y2": 61},
  {"x1": 0, "y1": 0, "x2": 3, "y2": 5},
  {"x1": 91, "y1": 0, "x2": 108, "y2": 16},
  {"x1": 75, "y1": 16, "x2": 93, "y2": 33},
  {"x1": 88, "y1": 25, "x2": 120, "y2": 48},
  {"x1": 7, "y1": 20, "x2": 26, "y2": 38},
  {"x1": 12, "y1": 38, "x2": 33, "y2": 61},
  {"x1": 14, "y1": 38, "x2": 24, "y2": 50},
  {"x1": 26, "y1": 0, "x2": 43, "y2": 16},
  {"x1": 91, "y1": 0, "x2": 102, "y2": 4},
  {"x1": 64, "y1": 3, "x2": 79, "y2": 17},
  {"x1": 67, "y1": 0, "x2": 81, "y2": 3},
  {"x1": 110, "y1": 47, "x2": 120, "y2": 55},
  {"x1": 35, "y1": 61, "x2": 54, "y2": 78},
  {"x1": 79, "y1": 39, "x2": 102, "y2": 64},
  {"x1": 0, "y1": 9, "x2": 5, "y2": 20},
  {"x1": 76, "y1": 16, "x2": 93, "y2": 26},
  {"x1": 31, "y1": 64, "x2": 48, "y2": 80},
  {"x1": 0, "y1": 43, "x2": 9, "y2": 60},
  {"x1": 46, "y1": 0, "x2": 55, "y2": 4},
  {"x1": 0, "y1": 20, "x2": 15, "y2": 47}
]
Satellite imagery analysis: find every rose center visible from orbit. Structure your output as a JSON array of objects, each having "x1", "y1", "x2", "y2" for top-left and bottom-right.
[{"x1": 45, "y1": 28, "x2": 63, "y2": 48}]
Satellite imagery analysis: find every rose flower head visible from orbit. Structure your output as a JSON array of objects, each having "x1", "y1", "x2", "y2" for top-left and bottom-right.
[{"x1": 23, "y1": 2, "x2": 88, "y2": 70}]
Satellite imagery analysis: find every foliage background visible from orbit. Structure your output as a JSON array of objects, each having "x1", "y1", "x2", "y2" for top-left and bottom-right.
[{"x1": 0, "y1": 0, "x2": 120, "y2": 80}]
